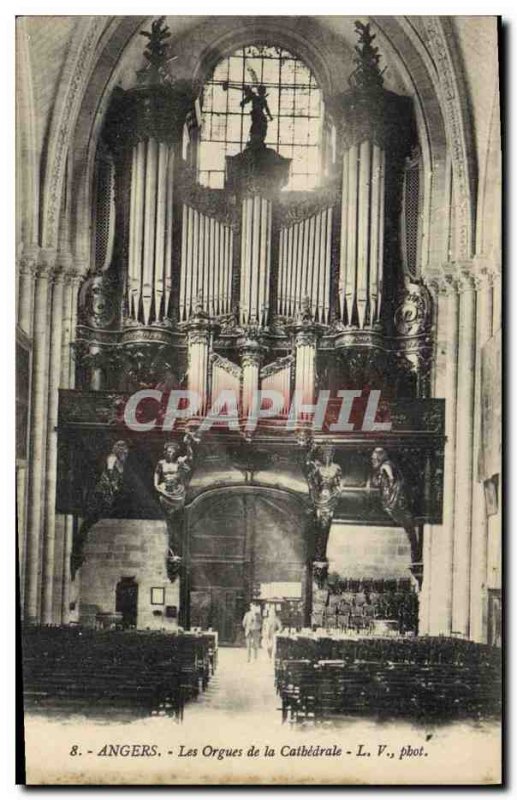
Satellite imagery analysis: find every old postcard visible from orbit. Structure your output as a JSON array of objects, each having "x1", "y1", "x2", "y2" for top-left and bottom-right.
[{"x1": 16, "y1": 14, "x2": 502, "y2": 785}]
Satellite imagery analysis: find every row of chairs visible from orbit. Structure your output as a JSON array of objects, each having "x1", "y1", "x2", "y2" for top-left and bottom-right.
[
  {"x1": 276, "y1": 634, "x2": 501, "y2": 666},
  {"x1": 275, "y1": 636, "x2": 501, "y2": 723},
  {"x1": 22, "y1": 626, "x2": 217, "y2": 719}
]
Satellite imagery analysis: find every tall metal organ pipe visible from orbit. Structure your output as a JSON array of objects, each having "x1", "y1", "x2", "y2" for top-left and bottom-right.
[
  {"x1": 239, "y1": 196, "x2": 272, "y2": 326},
  {"x1": 339, "y1": 140, "x2": 385, "y2": 328},
  {"x1": 127, "y1": 139, "x2": 175, "y2": 324},
  {"x1": 277, "y1": 206, "x2": 332, "y2": 322}
]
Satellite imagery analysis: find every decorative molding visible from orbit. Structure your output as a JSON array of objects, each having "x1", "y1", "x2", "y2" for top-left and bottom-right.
[
  {"x1": 42, "y1": 18, "x2": 107, "y2": 249},
  {"x1": 210, "y1": 352, "x2": 242, "y2": 380},
  {"x1": 277, "y1": 183, "x2": 339, "y2": 228},
  {"x1": 260, "y1": 354, "x2": 294, "y2": 380},
  {"x1": 421, "y1": 17, "x2": 474, "y2": 260}
]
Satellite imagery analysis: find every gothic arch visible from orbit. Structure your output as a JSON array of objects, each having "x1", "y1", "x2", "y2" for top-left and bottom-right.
[
  {"x1": 39, "y1": 17, "x2": 108, "y2": 254},
  {"x1": 57, "y1": 15, "x2": 476, "y2": 275}
]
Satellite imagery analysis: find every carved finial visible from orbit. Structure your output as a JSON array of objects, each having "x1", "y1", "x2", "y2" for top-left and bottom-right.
[
  {"x1": 349, "y1": 21, "x2": 385, "y2": 91},
  {"x1": 140, "y1": 16, "x2": 171, "y2": 71}
]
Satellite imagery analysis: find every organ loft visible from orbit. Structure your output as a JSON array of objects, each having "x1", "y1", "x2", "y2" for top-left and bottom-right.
[{"x1": 17, "y1": 17, "x2": 501, "y2": 646}]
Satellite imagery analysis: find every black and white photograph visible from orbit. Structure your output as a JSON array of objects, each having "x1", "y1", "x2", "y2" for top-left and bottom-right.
[{"x1": 15, "y1": 12, "x2": 502, "y2": 785}]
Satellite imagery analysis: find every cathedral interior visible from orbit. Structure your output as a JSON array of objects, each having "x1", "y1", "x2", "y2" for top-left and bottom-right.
[{"x1": 16, "y1": 16, "x2": 501, "y2": 658}]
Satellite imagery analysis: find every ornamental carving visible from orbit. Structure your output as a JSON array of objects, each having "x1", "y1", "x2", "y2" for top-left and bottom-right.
[
  {"x1": 210, "y1": 352, "x2": 242, "y2": 380},
  {"x1": 277, "y1": 183, "x2": 339, "y2": 228},
  {"x1": 260, "y1": 354, "x2": 294, "y2": 380},
  {"x1": 78, "y1": 271, "x2": 118, "y2": 329},
  {"x1": 422, "y1": 17, "x2": 473, "y2": 259},
  {"x1": 394, "y1": 284, "x2": 432, "y2": 336},
  {"x1": 179, "y1": 166, "x2": 239, "y2": 227}
]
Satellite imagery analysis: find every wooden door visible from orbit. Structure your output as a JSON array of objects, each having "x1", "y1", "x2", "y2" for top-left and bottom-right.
[{"x1": 115, "y1": 577, "x2": 138, "y2": 628}]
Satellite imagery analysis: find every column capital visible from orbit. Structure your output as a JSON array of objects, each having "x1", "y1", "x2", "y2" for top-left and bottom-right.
[
  {"x1": 185, "y1": 307, "x2": 211, "y2": 346},
  {"x1": 239, "y1": 336, "x2": 263, "y2": 369},
  {"x1": 34, "y1": 249, "x2": 58, "y2": 279},
  {"x1": 424, "y1": 262, "x2": 488, "y2": 295},
  {"x1": 18, "y1": 246, "x2": 40, "y2": 276}
]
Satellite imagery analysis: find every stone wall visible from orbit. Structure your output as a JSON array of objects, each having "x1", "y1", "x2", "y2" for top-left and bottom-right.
[
  {"x1": 327, "y1": 524, "x2": 412, "y2": 580},
  {"x1": 79, "y1": 519, "x2": 179, "y2": 630}
]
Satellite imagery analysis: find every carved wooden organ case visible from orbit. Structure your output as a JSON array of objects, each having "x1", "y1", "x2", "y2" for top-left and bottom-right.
[{"x1": 60, "y1": 22, "x2": 445, "y2": 595}]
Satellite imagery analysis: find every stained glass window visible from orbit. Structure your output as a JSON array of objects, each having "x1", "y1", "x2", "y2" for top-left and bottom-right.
[{"x1": 198, "y1": 45, "x2": 323, "y2": 190}]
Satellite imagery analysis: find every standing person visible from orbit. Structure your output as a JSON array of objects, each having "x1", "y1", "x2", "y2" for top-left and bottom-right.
[
  {"x1": 262, "y1": 605, "x2": 282, "y2": 660},
  {"x1": 242, "y1": 604, "x2": 261, "y2": 662}
]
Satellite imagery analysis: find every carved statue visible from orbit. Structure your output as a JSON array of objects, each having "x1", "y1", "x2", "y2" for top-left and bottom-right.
[
  {"x1": 71, "y1": 440, "x2": 129, "y2": 578},
  {"x1": 368, "y1": 447, "x2": 423, "y2": 588},
  {"x1": 307, "y1": 445, "x2": 342, "y2": 510},
  {"x1": 154, "y1": 431, "x2": 200, "y2": 577},
  {"x1": 306, "y1": 442, "x2": 343, "y2": 574},
  {"x1": 223, "y1": 74, "x2": 273, "y2": 147}
]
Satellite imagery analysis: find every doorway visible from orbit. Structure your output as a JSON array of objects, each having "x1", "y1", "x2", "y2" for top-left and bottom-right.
[
  {"x1": 115, "y1": 577, "x2": 138, "y2": 628},
  {"x1": 187, "y1": 489, "x2": 307, "y2": 644}
]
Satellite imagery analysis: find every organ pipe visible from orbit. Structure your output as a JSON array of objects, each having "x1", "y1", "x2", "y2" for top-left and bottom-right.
[
  {"x1": 179, "y1": 204, "x2": 234, "y2": 321},
  {"x1": 127, "y1": 138, "x2": 177, "y2": 325},
  {"x1": 338, "y1": 140, "x2": 385, "y2": 328},
  {"x1": 239, "y1": 196, "x2": 272, "y2": 326},
  {"x1": 277, "y1": 206, "x2": 333, "y2": 323}
]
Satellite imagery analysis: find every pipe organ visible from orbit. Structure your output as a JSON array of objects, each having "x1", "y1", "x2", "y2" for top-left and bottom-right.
[
  {"x1": 79, "y1": 20, "x2": 425, "y2": 423},
  {"x1": 62, "y1": 19, "x2": 444, "y2": 632}
]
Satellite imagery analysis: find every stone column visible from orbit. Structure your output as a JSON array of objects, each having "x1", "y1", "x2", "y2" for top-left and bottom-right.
[
  {"x1": 469, "y1": 270, "x2": 494, "y2": 641},
  {"x1": 41, "y1": 266, "x2": 65, "y2": 623},
  {"x1": 451, "y1": 274, "x2": 477, "y2": 637},
  {"x1": 24, "y1": 251, "x2": 54, "y2": 622},
  {"x1": 17, "y1": 248, "x2": 38, "y2": 337},
  {"x1": 61, "y1": 270, "x2": 82, "y2": 623},
  {"x1": 425, "y1": 275, "x2": 459, "y2": 636},
  {"x1": 16, "y1": 249, "x2": 38, "y2": 616}
]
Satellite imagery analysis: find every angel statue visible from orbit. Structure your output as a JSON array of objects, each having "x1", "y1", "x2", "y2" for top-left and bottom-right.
[{"x1": 223, "y1": 66, "x2": 273, "y2": 147}]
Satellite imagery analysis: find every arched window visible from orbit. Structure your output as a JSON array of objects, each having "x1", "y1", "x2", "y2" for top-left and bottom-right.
[{"x1": 198, "y1": 44, "x2": 324, "y2": 191}]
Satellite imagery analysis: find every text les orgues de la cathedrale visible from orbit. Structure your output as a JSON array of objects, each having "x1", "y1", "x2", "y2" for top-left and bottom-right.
[{"x1": 122, "y1": 388, "x2": 392, "y2": 434}]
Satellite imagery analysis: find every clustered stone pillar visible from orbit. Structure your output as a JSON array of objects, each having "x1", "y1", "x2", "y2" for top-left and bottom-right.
[
  {"x1": 469, "y1": 271, "x2": 494, "y2": 641},
  {"x1": 24, "y1": 251, "x2": 53, "y2": 622},
  {"x1": 41, "y1": 265, "x2": 65, "y2": 623},
  {"x1": 19, "y1": 244, "x2": 85, "y2": 625},
  {"x1": 53, "y1": 262, "x2": 82, "y2": 624},
  {"x1": 16, "y1": 248, "x2": 38, "y2": 613},
  {"x1": 422, "y1": 265, "x2": 498, "y2": 640},
  {"x1": 451, "y1": 275, "x2": 477, "y2": 637}
]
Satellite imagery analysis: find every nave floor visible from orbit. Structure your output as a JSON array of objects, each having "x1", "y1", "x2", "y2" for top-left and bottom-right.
[{"x1": 24, "y1": 645, "x2": 501, "y2": 785}]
